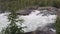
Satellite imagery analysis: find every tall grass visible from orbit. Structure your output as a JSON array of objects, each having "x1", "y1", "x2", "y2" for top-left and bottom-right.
[{"x1": 0, "y1": 0, "x2": 60, "y2": 11}]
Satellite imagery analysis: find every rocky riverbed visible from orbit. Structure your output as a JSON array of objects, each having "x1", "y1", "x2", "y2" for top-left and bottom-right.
[{"x1": 0, "y1": 7, "x2": 58, "y2": 34}]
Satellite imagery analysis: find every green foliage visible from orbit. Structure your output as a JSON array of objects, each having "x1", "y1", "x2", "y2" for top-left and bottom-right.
[
  {"x1": 52, "y1": 0, "x2": 60, "y2": 8},
  {"x1": 1, "y1": 0, "x2": 25, "y2": 34},
  {"x1": 55, "y1": 16, "x2": 60, "y2": 34},
  {"x1": 1, "y1": 0, "x2": 60, "y2": 11},
  {"x1": 1, "y1": 10, "x2": 24, "y2": 34}
]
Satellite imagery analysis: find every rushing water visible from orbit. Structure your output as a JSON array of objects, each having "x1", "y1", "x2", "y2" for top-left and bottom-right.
[{"x1": 0, "y1": 10, "x2": 57, "y2": 33}]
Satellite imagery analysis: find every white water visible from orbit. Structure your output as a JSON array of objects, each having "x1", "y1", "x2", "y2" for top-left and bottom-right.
[{"x1": 0, "y1": 10, "x2": 57, "y2": 32}]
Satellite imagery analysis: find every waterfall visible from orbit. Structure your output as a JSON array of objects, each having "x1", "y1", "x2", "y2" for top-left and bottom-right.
[{"x1": 0, "y1": 10, "x2": 57, "y2": 33}]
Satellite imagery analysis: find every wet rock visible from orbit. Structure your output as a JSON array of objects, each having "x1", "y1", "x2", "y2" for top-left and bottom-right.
[
  {"x1": 16, "y1": 10, "x2": 32, "y2": 15},
  {"x1": 16, "y1": 7, "x2": 57, "y2": 16},
  {"x1": 35, "y1": 23, "x2": 56, "y2": 34},
  {"x1": 0, "y1": 7, "x2": 58, "y2": 16},
  {"x1": 24, "y1": 23, "x2": 56, "y2": 34},
  {"x1": 38, "y1": 7, "x2": 57, "y2": 16},
  {"x1": 24, "y1": 32, "x2": 32, "y2": 34},
  {"x1": 38, "y1": 7, "x2": 57, "y2": 11}
]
